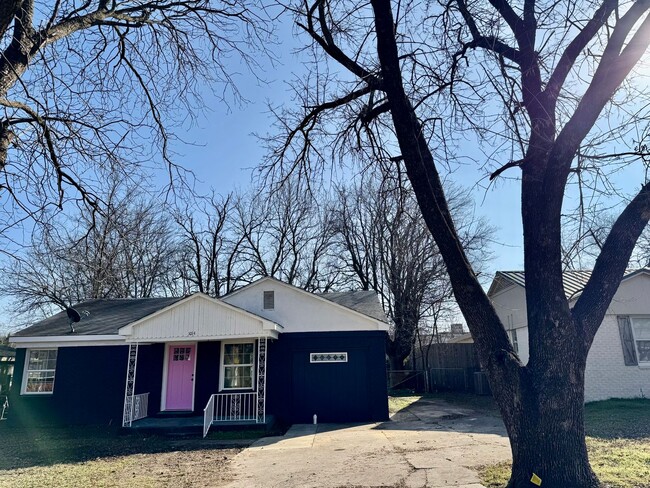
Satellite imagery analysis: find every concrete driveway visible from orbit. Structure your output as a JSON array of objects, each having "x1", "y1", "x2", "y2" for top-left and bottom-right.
[{"x1": 224, "y1": 397, "x2": 512, "y2": 488}]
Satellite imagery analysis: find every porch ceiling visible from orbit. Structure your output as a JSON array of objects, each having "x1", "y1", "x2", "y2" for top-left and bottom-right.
[{"x1": 118, "y1": 293, "x2": 281, "y2": 343}]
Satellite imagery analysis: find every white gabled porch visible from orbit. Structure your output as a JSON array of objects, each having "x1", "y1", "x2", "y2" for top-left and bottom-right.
[{"x1": 116, "y1": 293, "x2": 281, "y2": 435}]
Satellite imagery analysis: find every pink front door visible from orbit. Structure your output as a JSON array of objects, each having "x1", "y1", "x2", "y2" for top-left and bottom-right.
[{"x1": 165, "y1": 344, "x2": 196, "y2": 410}]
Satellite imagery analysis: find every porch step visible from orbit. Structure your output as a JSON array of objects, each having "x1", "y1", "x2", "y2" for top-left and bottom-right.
[
  {"x1": 152, "y1": 410, "x2": 196, "y2": 419},
  {"x1": 130, "y1": 415, "x2": 204, "y2": 435},
  {"x1": 129, "y1": 414, "x2": 277, "y2": 436}
]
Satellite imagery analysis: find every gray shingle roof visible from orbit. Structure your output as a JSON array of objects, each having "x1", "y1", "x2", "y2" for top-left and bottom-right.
[
  {"x1": 12, "y1": 287, "x2": 390, "y2": 339},
  {"x1": 488, "y1": 270, "x2": 594, "y2": 299},
  {"x1": 12, "y1": 297, "x2": 183, "y2": 337},
  {"x1": 318, "y1": 290, "x2": 389, "y2": 323}
]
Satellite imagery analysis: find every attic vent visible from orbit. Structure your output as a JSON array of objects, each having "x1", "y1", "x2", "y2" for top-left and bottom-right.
[{"x1": 263, "y1": 291, "x2": 275, "y2": 310}]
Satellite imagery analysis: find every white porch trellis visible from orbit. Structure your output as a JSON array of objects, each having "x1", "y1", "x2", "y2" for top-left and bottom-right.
[
  {"x1": 256, "y1": 337, "x2": 267, "y2": 423},
  {"x1": 122, "y1": 343, "x2": 138, "y2": 427}
]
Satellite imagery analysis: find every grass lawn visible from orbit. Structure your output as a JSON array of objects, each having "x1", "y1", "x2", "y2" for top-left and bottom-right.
[
  {"x1": 0, "y1": 423, "x2": 269, "y2": 488},
  {"x1": 479, "y1": 398, "x2": 650, "y2": 488}
]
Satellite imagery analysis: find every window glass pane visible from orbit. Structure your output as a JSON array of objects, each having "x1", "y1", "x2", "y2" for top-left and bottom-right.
[
  {"x1": 28, "y1": 350, "x2": 43, "y2": 369},
  {"x1": 224, "y1": 343, "x2": 254, "y2": 365},
  {"x1": 28, "y1": 350, "x2": 57, "y2": 371},
  {"x1": 224, "y1": 365, "x2": 253, "y2": 389},
  {"x1": 632, "y1": 318, "x2": 650, "y2": 340},
  {"x1": 637, "y1": 341, "x2": 650, "y2": 362},
  {"x1": 26, "y1": 371, "x2": 55, "y2": 392},
  {"x1": 172, "y1": 347, "x2": 191, "y2": 361}
]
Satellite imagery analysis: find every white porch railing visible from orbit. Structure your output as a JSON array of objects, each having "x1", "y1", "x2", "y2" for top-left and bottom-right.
[
  {"x1": 203, "y1": 392, "x2": 258, "y2": 437},
  {"x1": 203, "y1": 393, "x2": 216, "y2": 437},
  {"x1": 124, "y1": 392, "x2": 149, "y2": 426},
  {"x1": 131, "y1": 392, "x2": 149, "y2": 422}
]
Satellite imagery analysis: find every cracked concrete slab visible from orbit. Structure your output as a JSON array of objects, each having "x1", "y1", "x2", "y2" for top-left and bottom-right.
[{"x1": 223, "y1": 398, "x2": 512, "y2": 488}]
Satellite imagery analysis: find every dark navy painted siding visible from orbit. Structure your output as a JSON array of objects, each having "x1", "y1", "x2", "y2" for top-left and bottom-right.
[
  {"x1": 9, "y1": 332, "x2": 387, "y2": 426},
  {"x1": 8, "y1": 345, "x2": 128, "y2": 426},
  {"x1": 194, "y1": 341, "x2": 220, "y2": 413},
  {"x1": 134, "y1": 344, "x2": 164, "y2": 416},
  {"x1": 266, "y1": 331, "x2": 388, "y2": 424}
]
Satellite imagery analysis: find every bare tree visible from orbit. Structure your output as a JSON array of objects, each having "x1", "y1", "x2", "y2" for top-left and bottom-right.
[
  {"x1": 175, "y1": 193, "x2": 246, "y2": 297},
  {"x1": 334, "y1": 171, "x2": 491, "y2": 370},
  {"x1": 1, "y1": 185, "x2": 179, "y2": 326},
  {"x1": 233, "y1": 183, "x2": 341, "y2": 291},
  {"x1": 0, "y1": 0, "x2": 269, "y2": 241},
  {"x1": 266, "y1": 0, "x2": 650, "y2": 485}
]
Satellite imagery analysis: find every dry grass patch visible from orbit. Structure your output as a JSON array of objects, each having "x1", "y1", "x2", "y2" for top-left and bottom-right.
[
  {"x1": 388, "y1": 395, "x2": 421, "y2": 415},
  {"x1": 480, "y1": 399, "x2": 650, "y2": 488},
  {"x1": 480, "y1": 438, "x2": 650, "y2": 488}
]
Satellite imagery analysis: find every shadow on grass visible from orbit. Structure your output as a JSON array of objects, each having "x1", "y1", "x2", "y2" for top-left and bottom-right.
[{"x1": 0, "y1": 423, "x2": 271, "y2": 471}]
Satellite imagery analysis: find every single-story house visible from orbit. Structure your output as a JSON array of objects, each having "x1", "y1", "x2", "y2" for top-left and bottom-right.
[
  {"x1": 8, "y1": 277, "x2": 389, "y2": 434},
  {"x1": 487, "y1": 269, "x2": 650, "y2": 402}
]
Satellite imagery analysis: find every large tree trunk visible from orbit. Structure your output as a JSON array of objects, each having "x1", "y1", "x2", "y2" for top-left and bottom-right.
[{"x1": 500, "y1": 350, "x2": 598, "y2": 487}]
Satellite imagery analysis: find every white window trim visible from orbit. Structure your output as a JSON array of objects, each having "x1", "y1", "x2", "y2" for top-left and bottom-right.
[
  {"x1": 630, "y1": 317, "x2": 650, "y2": 365},
  {"x1": 219, "y1": 340, "x2": 255, "y2": 392},
  {"x1": 21, "y1": 348, "x2": 58, "y2": 395}
]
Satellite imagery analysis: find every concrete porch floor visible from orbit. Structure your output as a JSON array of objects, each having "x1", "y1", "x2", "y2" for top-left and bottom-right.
[{"x1": 129, "y1": 414, "x2": 275, "y2": 435}]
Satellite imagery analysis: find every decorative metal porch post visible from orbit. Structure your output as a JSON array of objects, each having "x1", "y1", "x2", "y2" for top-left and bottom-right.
[
  {"x1": 122, "y1": 343, "x2": 139, "y2": 427},
  {"x1": 256, "y1": 337, "x2": 267, "y2": 424}
]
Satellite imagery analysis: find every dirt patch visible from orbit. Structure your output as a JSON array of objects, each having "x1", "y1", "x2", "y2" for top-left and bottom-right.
[
  {"x1": 0, "y1": 447, "x2": 241, "y2": 488},
  {"x1": 0, "y1": 425, "x2": 250, "y2": 488}
]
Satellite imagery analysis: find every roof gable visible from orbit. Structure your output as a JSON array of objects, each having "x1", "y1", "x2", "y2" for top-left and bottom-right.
[
  {"x1": 223, "y1": 277, "x2": 389, "y2": 332},
  {"x1": 119, "y1": 293, "x2": 280, "y2": 342},
  {"x1": 225, "y1": 277, "x2": 390, "y2": 325}
]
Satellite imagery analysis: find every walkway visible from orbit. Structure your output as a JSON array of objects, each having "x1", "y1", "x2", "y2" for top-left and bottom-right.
[{"x1": 224, "y1": 397, "x2": 511, "y2": 488}]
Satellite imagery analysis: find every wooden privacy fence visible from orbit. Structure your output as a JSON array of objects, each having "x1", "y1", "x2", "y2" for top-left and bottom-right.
[{"x1": 421, "y1": 343, "x2": 491, "y2": 395}]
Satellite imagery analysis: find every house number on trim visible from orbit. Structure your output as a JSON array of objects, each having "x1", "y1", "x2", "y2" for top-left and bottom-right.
[
  {"x1": 310, "y1": 352, "x2": 348, "y2": 363},
  {"x1": 188, "y1": 331, "x2": 196, "y2": 336}
]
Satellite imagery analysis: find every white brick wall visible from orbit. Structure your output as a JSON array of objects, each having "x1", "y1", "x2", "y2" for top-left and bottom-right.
[
  {"x1": 490, "y1": 273, "x2": 650, "y2": 402},
  {"x1": 584, "y1": 314, "x2": 650, "y2": 402}
]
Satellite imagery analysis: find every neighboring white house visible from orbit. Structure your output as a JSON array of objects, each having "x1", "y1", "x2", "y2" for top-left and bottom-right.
[{"x1": 487, "y1": 269, "x2": 650, "y2": 402}]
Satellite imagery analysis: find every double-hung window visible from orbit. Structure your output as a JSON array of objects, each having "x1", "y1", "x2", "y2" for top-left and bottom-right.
[
  {"x1": 22, "y1": 349, "x2": 58, "y2": 394},
  {"x1": 221, "y1": 342, "x2": 254, "y2": 390},
  {"x1": 631, "y1": 317, "x2": 650, "y2": 364}
]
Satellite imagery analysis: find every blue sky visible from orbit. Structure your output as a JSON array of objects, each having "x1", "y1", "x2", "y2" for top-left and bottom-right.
[{"x1": 168, "y1": 24, "x2": 527, "y2": 277}]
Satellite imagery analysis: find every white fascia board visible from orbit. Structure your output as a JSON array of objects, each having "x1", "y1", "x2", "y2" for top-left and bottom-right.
[
  {"x1": 119, "y1": 292, "x2": 282, "y2": 337},
  {"x1": 225, "y1": 276, "x2": 390, "y2": 330},
  {"x1": 128, "y1": 330, "x2": 279, "y2": 344},
  {"x1": 11, "y1": 335, "x2": 125, "y2": 348}
]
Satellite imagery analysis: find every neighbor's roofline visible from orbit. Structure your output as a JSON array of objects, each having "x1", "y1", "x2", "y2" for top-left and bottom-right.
[
  {"x1": 224, "y1": 276, "x2": 391, "y2": 328},
  {"x1": 487, "y1": 268, "x2": 650, "y2": 299}
]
